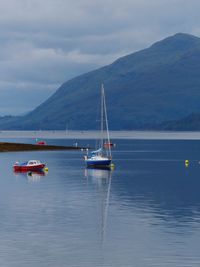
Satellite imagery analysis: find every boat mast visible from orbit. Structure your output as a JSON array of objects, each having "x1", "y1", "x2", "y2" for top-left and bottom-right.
[
  {"x1": 100, "y1": 84, "x2": 104, "y2": 151},
  {"x1": 102, "y1": 84, "x2": 112, "y2": 158}
]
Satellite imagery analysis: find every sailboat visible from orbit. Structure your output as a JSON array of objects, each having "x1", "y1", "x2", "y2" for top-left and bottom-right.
[{"x1": 84, "y1": 84, "x2": 113, "y2": 169}]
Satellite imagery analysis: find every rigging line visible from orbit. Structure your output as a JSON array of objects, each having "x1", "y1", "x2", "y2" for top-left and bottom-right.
[{"x1": 102, "y1": 85, "x2": 112, "y2": 158}]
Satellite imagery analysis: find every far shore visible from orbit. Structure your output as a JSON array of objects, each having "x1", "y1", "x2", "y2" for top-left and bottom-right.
[
  {"x1": 0, "y1": 130, "x2": 200, "y2": 140},
  {"x1": 0, "y1": 142, "x2": 82, "y2": 152}
]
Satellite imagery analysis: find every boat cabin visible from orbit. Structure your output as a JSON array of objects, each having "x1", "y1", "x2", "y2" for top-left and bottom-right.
[{"x1": 27, "y1": 160, "x2": 42, "y2": 166}]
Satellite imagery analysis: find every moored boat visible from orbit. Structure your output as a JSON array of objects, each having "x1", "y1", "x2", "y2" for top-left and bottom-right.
[
  {"x1": 13, "y1": 160, "x2": 46, "y2": 172},
  {"x1": 84, "y1": 151, "x2": 111, "y2": 168},
  {"x1": 84, "y1": 84, "x2": 114, "y2": 169},
  {"x1": 104, "y1": 142, "x2": 115, "y2": 148},
  {"x1": 36, "y1": 140, "x2": 47, "y2": 145}
]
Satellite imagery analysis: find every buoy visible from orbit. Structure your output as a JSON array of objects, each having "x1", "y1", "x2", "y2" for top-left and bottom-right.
[
  {"x1": 110, "y1": 163, "x2": 115, "y2": 169},
  {"x1": 185, "y1": 160, "x2": 189, "y2": 167},
  {"x1": 44, "y1": 167, "x2": 49, "y2": 172}
]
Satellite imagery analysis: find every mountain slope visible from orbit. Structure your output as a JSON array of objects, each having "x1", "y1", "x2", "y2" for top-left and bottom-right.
[
  {"x1": 157, "y1": 113, "x2": 200, "y2": 130},
  {"x1": 1, "y1": 33, "x2": 200, "y2": 130}
]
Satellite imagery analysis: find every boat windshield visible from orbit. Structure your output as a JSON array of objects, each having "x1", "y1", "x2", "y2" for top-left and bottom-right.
[{"x1": 27, "y1": 160, "x2": 41, "y2": 165}]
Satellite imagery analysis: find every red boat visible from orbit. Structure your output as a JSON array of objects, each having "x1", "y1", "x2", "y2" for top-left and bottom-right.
[
  {"x1": 104, "y1": 142, "x2": 115, "y2": 148},
  {"x1": 36, "y1": 141, "x2": 46, "y2": 145},
  {"x1": 13, "y1": 160, "x2": 46, "y2": 172}
]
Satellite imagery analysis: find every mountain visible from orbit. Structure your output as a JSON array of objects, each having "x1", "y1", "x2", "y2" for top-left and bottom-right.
[
  {"x1": 157, "y1": 113, "x2": 200, "y2": 130},
  {"x1": 1, "y1": 32, "x2": 200, "y2": 130}
]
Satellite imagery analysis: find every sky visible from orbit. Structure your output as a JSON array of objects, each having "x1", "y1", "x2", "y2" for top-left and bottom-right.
[{"x1": 0, "y1": 0, "x2": 200, "y2": 115}]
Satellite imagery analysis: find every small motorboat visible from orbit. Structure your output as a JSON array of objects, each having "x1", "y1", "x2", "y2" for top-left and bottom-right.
[
  {"x1": 13, "y1": 160, "x2": 46, "y2": 172},
  {"x1": 104, "y1": 142, "x2": 115, "y2": 148},
  {"x1": 36, "y1": 140, "x2": 47, "y2": 145}
]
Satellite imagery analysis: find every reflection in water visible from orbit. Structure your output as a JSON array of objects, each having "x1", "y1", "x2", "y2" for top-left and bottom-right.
[
  {"x1": 112, "y1": 160, "x2": 200, "y2": 228},
  {"x1": 3, "y1": 139, "x2": 200, "y2": 266},
  {"x1": 13, "y1": 170, "x2": 48, "y2": 182},
  {"x1": 84, "y1": 168, "x2": 113, "y2": 244},
  {"x1": 85, "y1": 168, "x2": 111, "y2": 180}
]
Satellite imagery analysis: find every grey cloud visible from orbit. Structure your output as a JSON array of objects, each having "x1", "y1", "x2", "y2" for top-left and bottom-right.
[{"x1": 0, "y1": 0, "x2": 199, "y2": 114}]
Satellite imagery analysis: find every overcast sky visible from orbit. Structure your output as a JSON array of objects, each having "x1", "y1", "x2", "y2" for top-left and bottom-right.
[{"x1": 0, "y1": 0, "x2": 200, "y2": 115}]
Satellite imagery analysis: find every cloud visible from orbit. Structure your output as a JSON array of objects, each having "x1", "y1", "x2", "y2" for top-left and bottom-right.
[{"x1": 0, "y1": 0, "x2": 199, "y2": 114}]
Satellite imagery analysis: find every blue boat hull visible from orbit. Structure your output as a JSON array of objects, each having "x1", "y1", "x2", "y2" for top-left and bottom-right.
[{"x1": 86, "y1": 159, "x2": 111, "y2": 168}]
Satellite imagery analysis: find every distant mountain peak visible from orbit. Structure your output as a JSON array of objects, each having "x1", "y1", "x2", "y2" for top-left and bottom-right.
[
  {"x1": 172, "y1": 32, "x2": 199, "y2": 39},
  {"x1": 151, "y1": 32, "x2": 200, "y2": 52}
]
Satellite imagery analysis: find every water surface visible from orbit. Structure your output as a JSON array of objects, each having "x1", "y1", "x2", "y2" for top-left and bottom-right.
[{"x1": 0, "y1": 138, "x2": 200, "y2": 266}]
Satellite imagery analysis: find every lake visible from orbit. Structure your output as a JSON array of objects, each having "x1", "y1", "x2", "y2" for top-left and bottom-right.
[{"x1": 0, "y1": 135, "x2": 200, "y2": 266}]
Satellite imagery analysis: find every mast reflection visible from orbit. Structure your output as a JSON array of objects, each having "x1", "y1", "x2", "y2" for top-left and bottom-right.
[{"x1": 84, "y1": 167, "x2": 113, "y2": 245}]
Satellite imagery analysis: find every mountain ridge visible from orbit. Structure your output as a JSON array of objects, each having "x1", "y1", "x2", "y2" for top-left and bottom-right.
[{"x1": 1, "y1": 33, "x2": 200, "y2": 130}]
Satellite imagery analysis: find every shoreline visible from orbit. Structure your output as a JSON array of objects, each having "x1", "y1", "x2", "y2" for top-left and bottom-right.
[
  {"x1": 0, "y1": 142, "x2": 82, "y2": 152},
  {"x1": 0, "y1": 130, "x2": 200, "y2": 140}
]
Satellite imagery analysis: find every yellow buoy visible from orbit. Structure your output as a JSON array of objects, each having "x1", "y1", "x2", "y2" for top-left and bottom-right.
[
  {"x1": 185, "y1": 160, "x2": 189, "y2": 167},
  {"x1": 44, "y1": 167, "x2": 49, "y2": 172},
  {"x1": 110, "y1": 163, "x2": 115, "y2": 170}
]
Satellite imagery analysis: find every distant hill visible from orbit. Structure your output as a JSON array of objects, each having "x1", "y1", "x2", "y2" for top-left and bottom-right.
[
  {"x1": 1, "y1": 33, "x2": 200, "y2": 130},
  {"x1": 157, "y1": 113, "x2": 200, "y2": 130}
]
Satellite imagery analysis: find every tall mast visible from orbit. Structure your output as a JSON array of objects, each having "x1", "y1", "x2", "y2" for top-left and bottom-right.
[
  {"x1": 100, "y1": 84, "x2": 104, "y2": 150},
  {"x1": 102, "y1": 84, "x2": 112, "y2": 158}
]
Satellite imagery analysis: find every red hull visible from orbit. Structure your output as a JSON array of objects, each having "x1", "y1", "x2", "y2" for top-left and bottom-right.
[
  {"x1": 13, "y1": 164, "x2": 45, "y2": 172},
  {"x1": 104, "y1": 143, "x2": 114, "y2": 148},
  {"x1": 37, "y1": 141, "x2": 46, "y2": 145}
]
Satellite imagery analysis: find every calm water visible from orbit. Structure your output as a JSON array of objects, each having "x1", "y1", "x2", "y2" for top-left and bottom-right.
[{"x1": 0, "y1": 138, "x2": 200, "y2": 266}]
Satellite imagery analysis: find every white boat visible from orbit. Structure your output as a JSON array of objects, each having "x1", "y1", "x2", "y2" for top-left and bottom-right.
[{"x1": 84, "y1": 84, "x2": 113, "y2": 169}]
